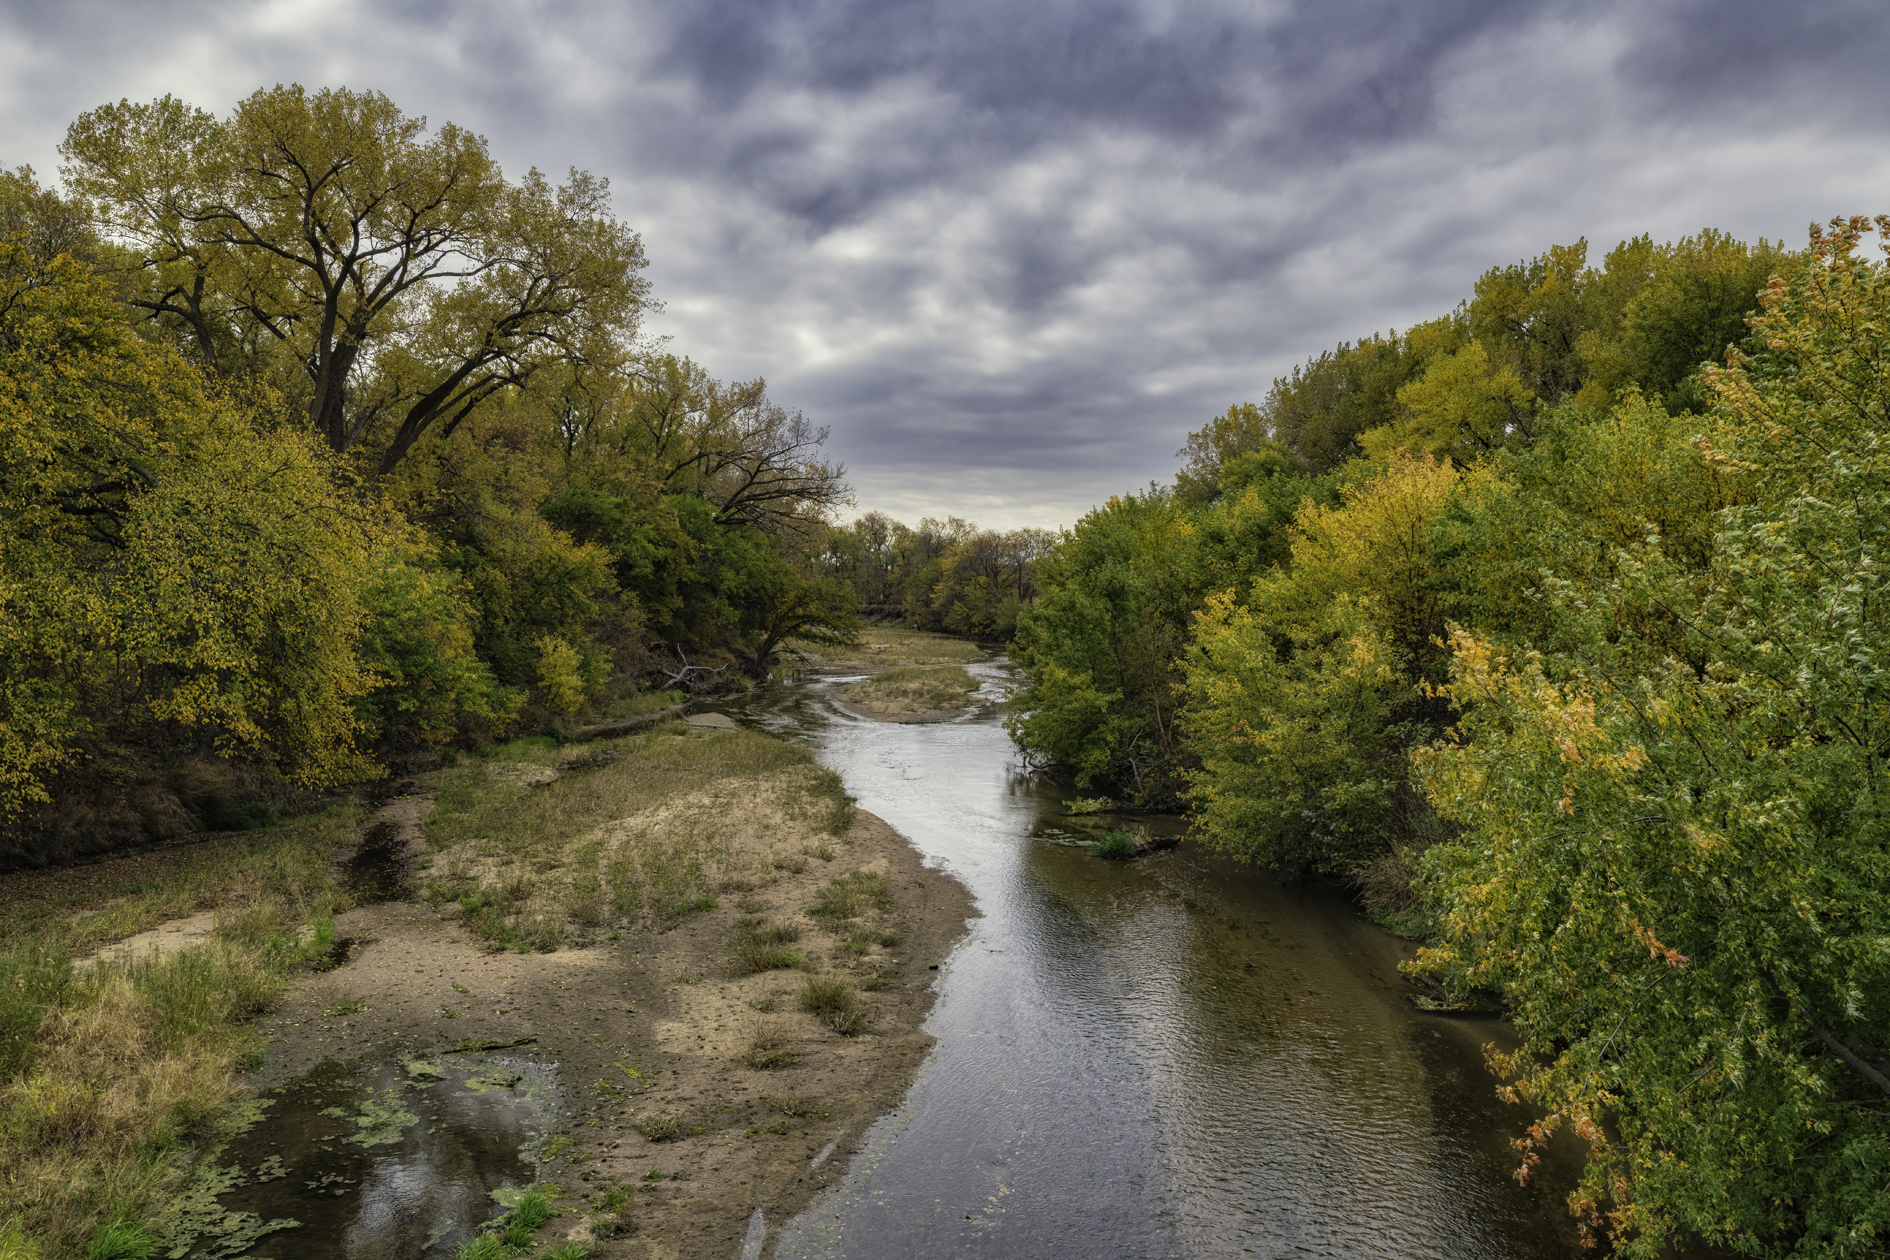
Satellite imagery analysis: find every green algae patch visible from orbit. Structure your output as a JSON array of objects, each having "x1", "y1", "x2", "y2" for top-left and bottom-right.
[
  {"x1": 160, "y1": 1159, "x2": 300, "y2": 1260},
  {"x1": 405, "y1": 1058, "x2": 447, "y2": 1080},
  {"x1": 449, "y1": 1036, "x2": 537, "y2": 1053},
  {"x1": 320, "y1": 1088, "x2": 421, "y2": 1147}
]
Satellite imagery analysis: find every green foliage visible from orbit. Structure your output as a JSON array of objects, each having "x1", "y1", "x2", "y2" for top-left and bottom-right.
[
  {"x1": 1360, "y1": 341, "x2": 1533, "y2": 464},
  {"x1": 1093, "y1": 830, "x2": 1137, "y2": 860},
  {"x1": 1007, "y1": 489, "x2": 1201, "y2": 802},
  {"x1": 1262, "y1": 327, "x2": 1453, "y2": 471},
  {"x1": 1014, "y1": 219, "x2": 1830, "y2": 1254},
  {"x1": 354, "y1": 549, "x2": 520, "y2": 750},
  {"x1": 1610, "y1": 229, "x2": 1793, "y2": 412},
  {"x1": 63, "y1": 86, "x2": 651, "y2": 474},
  {"x1": 1410, "y1": 217, "x2": 1890, "y2": 1256},
  {"x1": 535, "y1": 636, "x2": 587, "y2": 714},
  {"x1": 821, "y1": 514, "x2": 1050, "y2": 636},
  {"x1": 0, "y1": 241, "x2": 389, "y2": 816}
]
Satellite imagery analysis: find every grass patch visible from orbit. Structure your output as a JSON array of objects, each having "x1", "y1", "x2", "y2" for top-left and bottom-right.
[
  {"x1": 839, "y1": 665, "x2": 979, "y2": 717},
  {"x1": 422, "y1": 726, "x2": 857, "y2": 951},
  {"x1": 763, "y1": 1094, "x2": 829, "y2": 1119},
  {"x1": 735, "y1": 943, "x2": 808, "y2": 974},
  {"x1": 806, "y1": 870, "x2": 889, "y2": 927},
  {"x1": 740, "y1": 1021, "x2": 801, "y2": 1069},
  {"x1": 0, "y1": 805, "x2": 359, "y2": 1254},
  {"x1": 459, "y1": 1186, "x2": 558, "y2": 1256},
  {"x1": 732, "y1": 916, "x2": 807, "y2": 974},
  {"x1": 798, "y1": 974, "x2": 871, "y2": 1035},
  {"x1": 790, "y1": 628, "x2": 984, "y2": 669},
  {"x1": 1094, "y1": 830, "x2": 1138, "y2": 860}
]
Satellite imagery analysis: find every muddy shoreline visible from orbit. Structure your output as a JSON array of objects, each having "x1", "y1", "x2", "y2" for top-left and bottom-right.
[{"x1": 249, "y1": 807, "x2": 975, "y2": 1257}]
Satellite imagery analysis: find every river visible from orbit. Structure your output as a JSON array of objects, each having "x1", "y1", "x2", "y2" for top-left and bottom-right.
[{"x1": 730, "y1": 655, "x2": 1581, "y2": 1260}]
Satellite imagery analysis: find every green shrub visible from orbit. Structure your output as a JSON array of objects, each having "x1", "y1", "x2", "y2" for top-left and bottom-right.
[
  {"x1": 1094, "y1": 830, "x2": 1137, "y2": 861},
  {"x1": 536, "y1": 634, "x2": 587, "y2": 714}
]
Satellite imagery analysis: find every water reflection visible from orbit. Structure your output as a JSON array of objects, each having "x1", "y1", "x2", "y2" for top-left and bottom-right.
[
  {"x1": 198, "y1": 1053, "x2": 554, "y2": 1258},
  {"x1": 723, "y1": 658, "x2": 1578, "y2": 1259}
]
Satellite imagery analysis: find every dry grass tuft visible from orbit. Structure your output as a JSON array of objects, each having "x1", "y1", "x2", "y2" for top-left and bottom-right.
[
  {"x1": 762, "y1": 1094, "x2": 828, "y2": 1119},
  {"x1": 806, "y1": 870, "x2": 889, "y2": 928},
  {"x1": 739, "y1": 1022, "x2": 801, "y2": 1070},
  {"x1": 634, "y1": 1111, "x2": 686, "y2": 1142},
  {"x1": 797, "y1": 974, "x2": 871, "y2": 1035},
  {"x1": 732, "y1": 916, "x2": 808, "y2": 975}
]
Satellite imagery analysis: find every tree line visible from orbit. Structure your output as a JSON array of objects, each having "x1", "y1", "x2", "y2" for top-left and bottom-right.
[
  {"x1": 0, "y1": 85, "x2": 1027, "y2": 868},
  {"x1": 1008, "y1": 221, "x2": 1890, "y2": 1255}
]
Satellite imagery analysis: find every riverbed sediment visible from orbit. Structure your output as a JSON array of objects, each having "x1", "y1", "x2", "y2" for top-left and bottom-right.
[{"x1": 250, "y1": 804, "x2": 973, "y2": 1257}]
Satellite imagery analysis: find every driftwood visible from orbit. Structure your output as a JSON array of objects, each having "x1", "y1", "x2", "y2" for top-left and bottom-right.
[{"x1": 660, "y1": 646, "x2": 729, "y2": 692}]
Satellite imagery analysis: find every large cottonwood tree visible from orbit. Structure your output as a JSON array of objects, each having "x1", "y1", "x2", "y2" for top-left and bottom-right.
[{"x1": 62, "y1": 85, "x2": 649, "y2": 474}]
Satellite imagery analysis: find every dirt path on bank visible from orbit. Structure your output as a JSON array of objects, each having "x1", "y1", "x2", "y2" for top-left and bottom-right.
[{"x1": 254, "y1": 808, "x2": 974, "y2": 1258}]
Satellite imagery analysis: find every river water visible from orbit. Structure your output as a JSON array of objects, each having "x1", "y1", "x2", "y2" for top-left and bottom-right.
[{"x1": 733, "y1": 657, "x2": 1581, "y2": 1260}]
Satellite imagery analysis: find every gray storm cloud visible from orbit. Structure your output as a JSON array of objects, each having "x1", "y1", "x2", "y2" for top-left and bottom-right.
[{"x1": 4, "y1": 0, "x2": 1888, "y2": 526}]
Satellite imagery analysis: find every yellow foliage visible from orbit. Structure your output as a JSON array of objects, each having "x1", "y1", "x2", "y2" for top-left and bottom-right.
[
  {"x1": 536, "y1": 635, "x2": 587, "y2": 713},
  {"x1": 1358, "y1": 342, "x2": 1534, "y2": 464},
  {"x1": 0, "y1": 239, "x2": 394, "y2": 811},
  {"x1": 1276, "y1": 450, "x2": 1469, "y2": 665}
]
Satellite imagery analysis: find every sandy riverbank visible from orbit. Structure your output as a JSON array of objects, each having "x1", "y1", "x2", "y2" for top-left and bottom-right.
[{"x1": 252, "y1": 801, "x2": 972, "y2": 1257}]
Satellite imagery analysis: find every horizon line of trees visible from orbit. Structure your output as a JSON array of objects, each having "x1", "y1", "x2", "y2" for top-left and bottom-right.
[{"x1": 1006, "y1": 219, "x2": 1890, "y2": 1255}]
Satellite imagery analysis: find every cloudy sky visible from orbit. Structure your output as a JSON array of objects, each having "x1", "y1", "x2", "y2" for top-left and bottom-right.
[{"x1": 4, "y1": 0, "x2": 1888, "y2": 528}]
